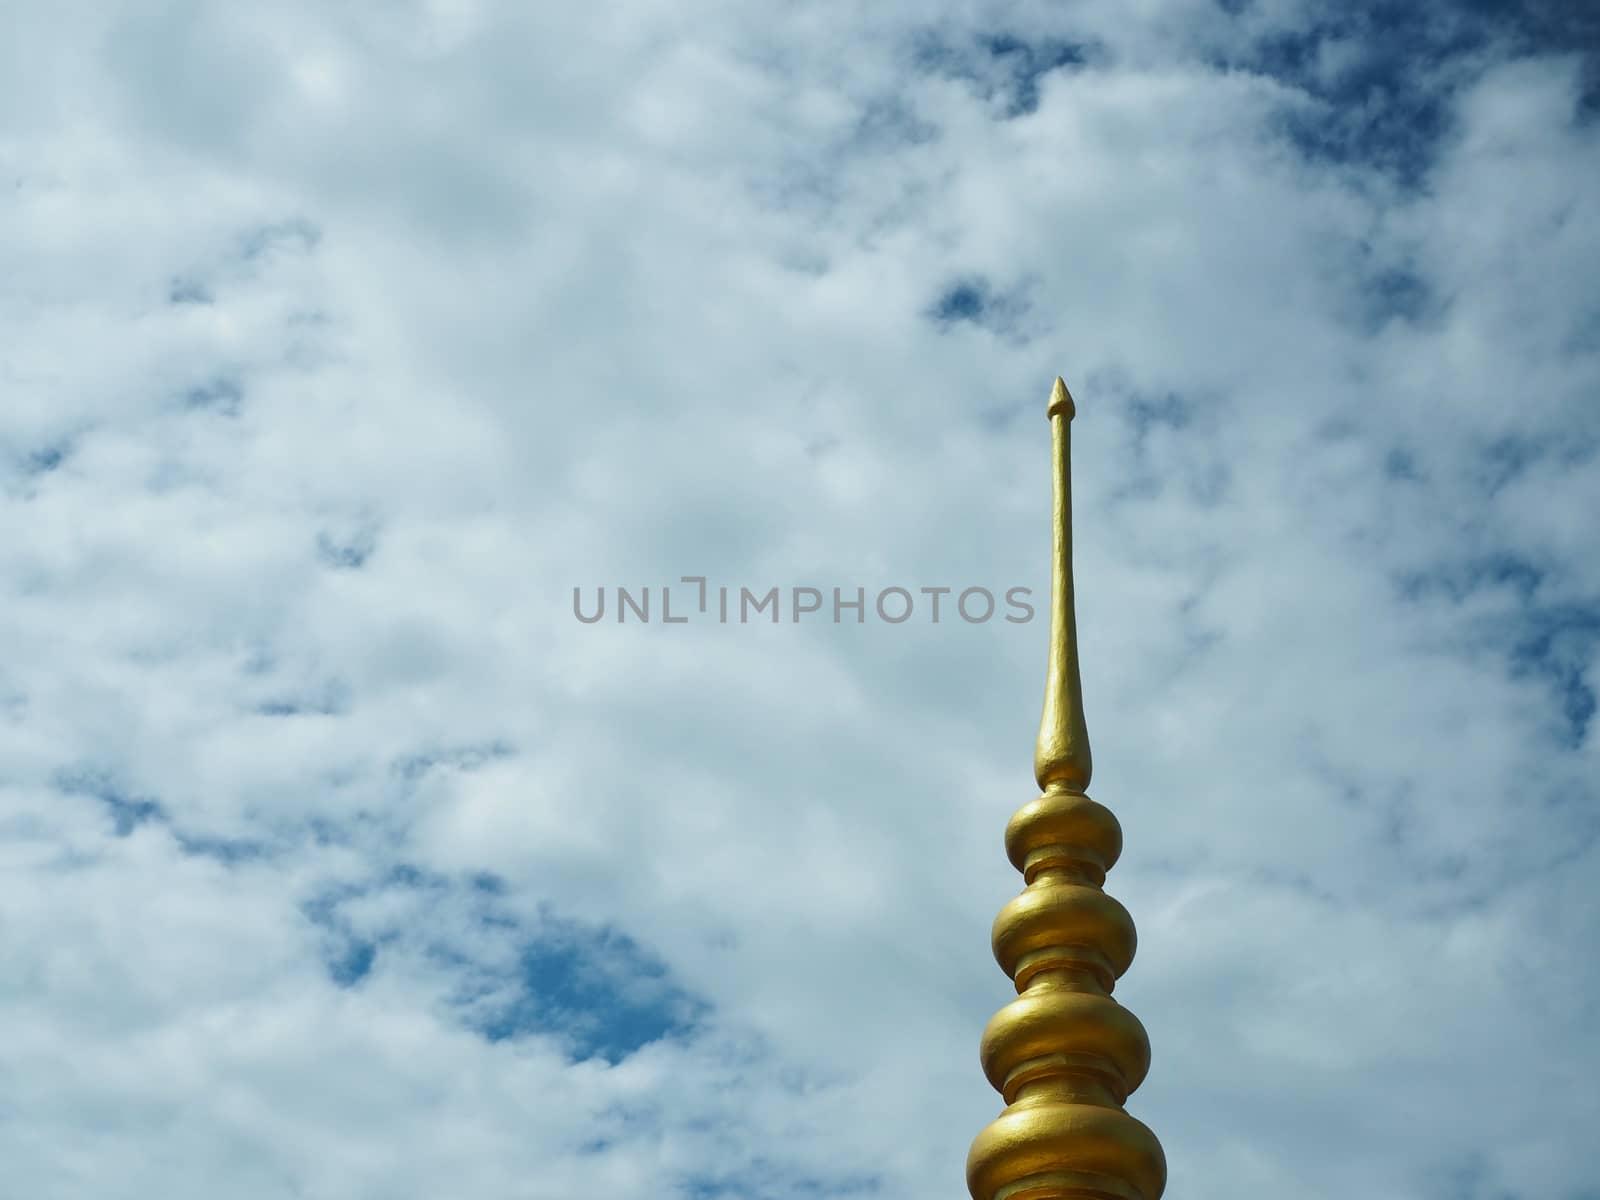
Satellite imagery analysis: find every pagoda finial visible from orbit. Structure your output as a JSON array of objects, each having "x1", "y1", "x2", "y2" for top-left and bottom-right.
[
  {"x1": 1035, "y1": 376, "x2": 1091, "y2": 794},
  {"x1": 967, "y1": 377, "x2": 1166, "y2": 1200}
]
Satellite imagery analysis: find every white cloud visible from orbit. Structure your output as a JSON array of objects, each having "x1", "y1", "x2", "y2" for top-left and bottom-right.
[{"x1": 2, "y1": 3, "x2": 1597, "y2": 1198}]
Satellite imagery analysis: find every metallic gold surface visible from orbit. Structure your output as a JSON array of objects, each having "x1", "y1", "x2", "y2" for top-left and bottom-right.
[
  {"x1": 1035, "y1": 377, "x2": 1091, "y2": 795},
  {"x1": 968, "y1": 378, "x2": 1166, "y2": 1200}
]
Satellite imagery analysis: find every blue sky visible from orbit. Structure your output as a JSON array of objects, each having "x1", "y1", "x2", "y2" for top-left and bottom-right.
[{"x1": 1, "y1": 2, "x2": 1597, "y2": 1197}]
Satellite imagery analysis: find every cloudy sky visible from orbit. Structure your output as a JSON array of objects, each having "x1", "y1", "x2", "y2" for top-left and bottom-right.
[{"x1": 3, "y1": 1, "x2": 1598, "y2": 1197}]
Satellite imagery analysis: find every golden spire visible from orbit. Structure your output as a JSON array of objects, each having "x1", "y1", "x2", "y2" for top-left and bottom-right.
[
  {"x1": 967, "y1": 377, "x2": 1166, "y2": 1200},
  {"x1": 1035, "y1": 376, "x2": 1091, "y2": 795}
]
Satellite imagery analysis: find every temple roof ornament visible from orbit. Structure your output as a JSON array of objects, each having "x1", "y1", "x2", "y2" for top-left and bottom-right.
[{"x1": 967, "y1": 377, "x2": 1167, "y2": 1200}]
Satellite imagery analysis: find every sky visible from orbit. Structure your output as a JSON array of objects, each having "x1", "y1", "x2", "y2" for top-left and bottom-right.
[{"x1": 2, "y1": 1, "x2": 1598, "y2": 1197}]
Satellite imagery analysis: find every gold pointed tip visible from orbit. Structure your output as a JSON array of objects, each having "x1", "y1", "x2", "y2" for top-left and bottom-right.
[{"x1": 1046, "y1": 376, "x2": 1077, "y2": 421}]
